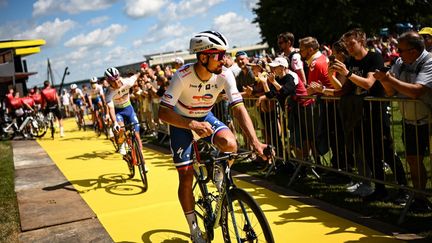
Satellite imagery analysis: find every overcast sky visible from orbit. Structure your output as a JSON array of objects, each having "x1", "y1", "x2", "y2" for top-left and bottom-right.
[{"x1": 0, "y1": 0, "x2": 262, "y2": 87}]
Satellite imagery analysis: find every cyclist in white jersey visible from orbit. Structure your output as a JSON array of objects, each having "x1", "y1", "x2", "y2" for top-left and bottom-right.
[
  {"x1": 104, "y1": 68, "x2": 144, "y2": 157},
  {"x1": 69, "y1": 84, "x2": 86, "y2": 128},
  {"x1": 158, "y1": 30, "x2": 269, "y2": 243},
  {"x1": 88, "y1": 77, "x2": 106, "y2": 133}
]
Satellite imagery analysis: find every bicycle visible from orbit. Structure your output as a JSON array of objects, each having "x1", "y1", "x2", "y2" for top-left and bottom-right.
[
  {"x1": 119, "y1": 122, "x2": 148, "y2": 192},
  {"x1": 192, "y1": 139, "x2": 275, "y2": 242},
  {"x1": 20, "y1": 110, "x2": 48, "y2": 138},
  {"x1": 92, "y1": 106, "x2": 105, "y2": 137}
]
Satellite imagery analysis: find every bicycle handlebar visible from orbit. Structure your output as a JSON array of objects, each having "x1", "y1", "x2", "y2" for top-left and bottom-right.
[
  {"x1": 206, "y1": 145, "x2": 274, "y2": 163},
  {"x1": 211, "y1": 151, "x2": 253, "y2": 162}
]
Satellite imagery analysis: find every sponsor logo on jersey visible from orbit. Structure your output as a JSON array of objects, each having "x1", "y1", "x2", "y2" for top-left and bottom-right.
[{"x1": 192, "y1": 94, "x2": 213, "y2": 101}]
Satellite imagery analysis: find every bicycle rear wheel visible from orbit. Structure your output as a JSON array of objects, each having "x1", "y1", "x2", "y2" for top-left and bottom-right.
[
  {"x1": 221, "y1": 188, "x2": 274, "y2": 243},
  {"x1": 132, "y1": 136, "x2": 148, "y2": 191}
]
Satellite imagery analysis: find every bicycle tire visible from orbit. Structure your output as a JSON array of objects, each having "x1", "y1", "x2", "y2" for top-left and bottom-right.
[
  {"x1": 75, "y1": 114, "x2": 82, "y2": 130},
  {"x1": 220, "y1": 188, "x2": 274, "y2": 243},
  {"x1": 133, "y1": 136, "x2": 148, "y2": 192},
  {"x1": 31, "y1": 116, "x2": 48, "y2": 138},
  {"x1": 125, "y1": 151, "x2": 135, "y2": 179}
]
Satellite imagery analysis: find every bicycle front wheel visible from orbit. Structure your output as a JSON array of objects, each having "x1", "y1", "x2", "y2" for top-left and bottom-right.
[
  {"x1": 133, "y1": 136, "x2": 148, "y2": 191},
  {"x1": 31, "y1": 114, "x2": 48, "y2": 138},
  {"x1": 221, "y1": 188, "x2": 274, "y2": 243}
]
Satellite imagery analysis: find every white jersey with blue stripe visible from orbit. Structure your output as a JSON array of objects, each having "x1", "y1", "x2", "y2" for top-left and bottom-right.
[
  {"x1": 160, "y1": 63, "x2": 243, "y2": 118},
  {"x1": 89, "y1": 84, "x2": 104, "y2": 99},
  {"x1": 105, "y1": 76, "x2": 136, "y2": 108}
]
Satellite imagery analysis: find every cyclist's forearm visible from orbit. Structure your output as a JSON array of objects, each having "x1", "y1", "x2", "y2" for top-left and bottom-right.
[
  {"x1": 107, "y1": 105, "x2": 116, "y2": 124},
  {"x1": 232, "y1": 105, "x2": 260, "y2": 146}
]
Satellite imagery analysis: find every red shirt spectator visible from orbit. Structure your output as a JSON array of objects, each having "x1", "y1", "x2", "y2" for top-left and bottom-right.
[
  {"x1": 41, "y1": 86, "x2": 58, "y2": 108},
  {"x1": 21, "y1": 96, "x2": 35, "y2": 110},
  {"x1": 31, "y1": 92, "x2": 42, "y2": 105},
  {"x1": 306, "y1": 52, "x2": 333, "y2": 91},
  {"x1": 9, "y1": 93, "x2": 22, "y2": 110}
]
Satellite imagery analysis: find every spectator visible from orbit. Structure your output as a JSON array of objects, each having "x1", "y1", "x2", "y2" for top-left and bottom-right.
[
  {"x1": 146, "y1": 67, "x2": 162, "y2": 128},
  {"x1": 30, "y1": 86, "x2": 43, "y2": 112},
  {"x1": 225, "y1": 53, "x2": 241, "y2": 77},
  {"x1": 235, "y1": 51, "x2": 255, "y2": 94},
  {"x1": 418, "y1": 27, "x2": 432, "y2": 52},
  {"x1": 173, "y1": 57, "x2": 185, "y2": 72},
  {"x1": 332, "y1": 28, "x2": 403, "y2": 202},
  {"x1": 260, "y1": 57, "x2": 296, "y2": 157},
  {"x1": 41, "y1": 81, "x2": 64, "y2": 137},
  {"x1": 140, "y1": 74, "x2": 157, "y2": 136},
  {"x1": 61, "y1": 89, "x2": 71, "y2": 117},
  {"x1": 374, "y1": 31, "x2": 432, "y2": 211},
  {"x1": 298, "y1": 36, "x2": 333, "y2": 94},
  {"x1": 299, "y1": 36, "x2": 345, "y2": 172},
  {"x1": 278, "y1": 32, "x2": 307, "y2": 85}
]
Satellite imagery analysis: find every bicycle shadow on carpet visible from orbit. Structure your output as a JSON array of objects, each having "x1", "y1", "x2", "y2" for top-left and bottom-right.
[
  {"x1": 66, "y1": 150, "x2": 117, "y2": 161},
  {"x1": 141, "y1": 229, "x2": 190, "y2": 243},
  {"x1": 42, "y1": 173, "x2": 146, "y2": 196}
]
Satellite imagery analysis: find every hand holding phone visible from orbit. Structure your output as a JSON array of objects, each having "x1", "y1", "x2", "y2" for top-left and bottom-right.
[
  {"x1": 328, "y1": 55, "x2": 336, "y2": 64},
  {"x1": 379, "y1": 66, "x2": 391, "y2": 72}
]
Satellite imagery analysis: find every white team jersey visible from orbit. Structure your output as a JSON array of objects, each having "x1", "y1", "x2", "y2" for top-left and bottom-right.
[
  {"x1": 89, "y1": 84, "x2": 104, "y2": 99},
  {"x1": 105, "y1": 76, "x2": 137, "y2": 108},
  {"x1": 160, "y1": 63, "x2": 243, "y2": 117},
  {"x1": 71, "y1": 88, "x2": 84, "y2": 100}
]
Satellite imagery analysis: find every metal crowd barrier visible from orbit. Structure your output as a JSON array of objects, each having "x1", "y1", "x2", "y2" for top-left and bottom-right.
[{"x1": 141, "y1": 96, "x2": 431, "y2": 223}]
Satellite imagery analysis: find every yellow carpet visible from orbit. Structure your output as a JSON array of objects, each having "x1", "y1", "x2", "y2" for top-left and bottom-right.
[{"x1": 36, "y1": 118, "x2": 402, "y2": 242}]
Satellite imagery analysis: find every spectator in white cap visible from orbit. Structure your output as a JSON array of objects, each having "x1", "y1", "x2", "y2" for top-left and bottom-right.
[
  {"x1": 259, "y1": 56, "x2": 297, "y2": 157},
  {"x1": 418, "y1": 27, "x2": 432, "y2": 52},
  {"x1": 173, "y1": 57, "x2": 184, "y2": 71}
]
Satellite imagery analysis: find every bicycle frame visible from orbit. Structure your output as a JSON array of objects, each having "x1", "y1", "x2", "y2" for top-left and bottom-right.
[{"x1": 192, "y1": 141, "x2": 249, "y2": 228}]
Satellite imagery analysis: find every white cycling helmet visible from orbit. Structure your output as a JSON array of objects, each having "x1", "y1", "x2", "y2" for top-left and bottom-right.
[
  {"x1": 104, "y1": 67, "x2": 120, "y2": 80},
  {"x1": 70, "y1": 83, "x2": 77, "y2": 89},
  {"x1": 90, "y1": 76, "x2": 98, "y2": 83},
  {"x1": 189, "y1": 30, "x2": 228, "y2": 53}
]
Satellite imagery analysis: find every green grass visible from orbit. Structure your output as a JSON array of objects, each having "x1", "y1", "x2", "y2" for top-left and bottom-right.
[{"x1": 0, "y1": 141, "x2": 19, "y2": 243}]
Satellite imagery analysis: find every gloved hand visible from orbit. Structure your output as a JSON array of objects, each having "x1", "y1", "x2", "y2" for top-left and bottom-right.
[{"x1": 113, "y1": 122, "x2": 121, "y2": 132}]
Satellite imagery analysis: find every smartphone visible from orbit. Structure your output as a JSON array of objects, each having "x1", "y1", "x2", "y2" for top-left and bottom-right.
[
  {"x1": 379, "y1": 66, "x2": 391, "y2": 72},
  {"x1": 328, "y1": 55, "x2": 336, "y2": 65}
]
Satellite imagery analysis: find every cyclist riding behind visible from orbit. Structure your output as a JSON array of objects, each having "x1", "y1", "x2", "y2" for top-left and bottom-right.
[
  {"x1": 158, "y1": 30, "x2": 269, "y2": 243},
  {"x1": 87, "y1": 77, "x2": 106, "y2": 133},
  {"x1": 104, "y1": 67, "x2": 146, "y2": 167},
  {"x1": 69, "y1": 84, "x2": 87, "y2": 129}
]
